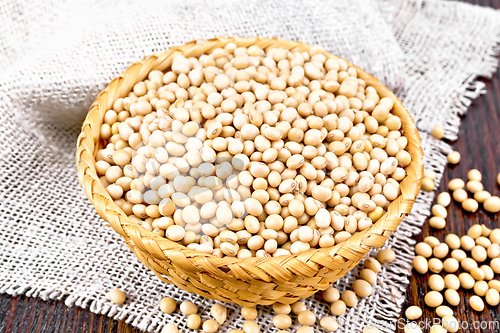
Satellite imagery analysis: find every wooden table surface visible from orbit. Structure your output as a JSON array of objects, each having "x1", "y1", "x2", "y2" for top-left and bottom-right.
[{"x1": 1, "y1": 1, "x2": 500, "y2": 332}]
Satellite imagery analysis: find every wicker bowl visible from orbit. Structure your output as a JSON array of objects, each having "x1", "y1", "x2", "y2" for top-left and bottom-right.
[{"x1": 76, "y1": 36, "x2": 423, "y2": 306}]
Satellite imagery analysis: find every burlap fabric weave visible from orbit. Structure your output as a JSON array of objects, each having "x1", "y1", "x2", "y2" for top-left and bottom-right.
[{"x1": 1, "y1": 0, "x2": 499, "y2": 332}]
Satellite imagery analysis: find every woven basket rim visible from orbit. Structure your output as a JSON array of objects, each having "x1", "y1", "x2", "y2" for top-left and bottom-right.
[{"x1": 76, "y1": 36, "x2": 423, "y2": 277}]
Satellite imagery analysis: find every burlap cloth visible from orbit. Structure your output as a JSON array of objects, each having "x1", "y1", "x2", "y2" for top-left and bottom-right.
[{"x1": 1, "y1": 0, "x2": 499, "y2": 332}]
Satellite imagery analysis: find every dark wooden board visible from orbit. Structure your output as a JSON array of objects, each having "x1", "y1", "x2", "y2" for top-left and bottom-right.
[
  {"x1": 1, "y1": 1, "x2": 499, "y2": 332},
  {"x1": 395, "y1": 0, "x2": 500, "y2": 331}
]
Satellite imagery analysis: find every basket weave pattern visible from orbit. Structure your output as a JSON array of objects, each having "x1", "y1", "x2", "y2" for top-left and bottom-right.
[{"x1": 76, "y1": 37, "x2": 423, "y2": 306}]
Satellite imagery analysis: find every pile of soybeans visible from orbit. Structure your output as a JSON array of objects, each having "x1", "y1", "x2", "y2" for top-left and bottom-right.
[{"x1": 95, "y1": 43, "x2": 412, "y2": 258}]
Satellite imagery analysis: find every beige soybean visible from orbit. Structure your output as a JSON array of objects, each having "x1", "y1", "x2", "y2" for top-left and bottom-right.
[
  {"x1": 187, "y1": 314, "x2": 202, "y2": 329},
  {"x1": 444, "y1": 289, "x2": 460, "y2": 306},
  {"x1": 425, "y1": 236, "x2": 441, "y2": 248},
  {"x1": 161, "y1": 324, "x2": 179, "y2": 333},
  {"x1": 273, "y1": 314, "x2": 292, "y2": 330},
  {"x1": 462, "y1": 198, "x2": 478, "y2": 213},
  {"x1": 241, "y1": 307, "x2": 258, "y2": 320},
  {"x1": 272, "y1": 302, "x2": 291, "y2": 315},
  {"x1": 460, "y1": 258, "x2": 477, "y2": 272},
  {"x1": 474, "y1": 280, "x2": 489, "y2": 297},
  {"x1": 352, "y1": 279, "x2": 373, "y2": 297},
  {"x1": 296, "y1": 326, "x2": 314, "y2": 333},
  {"x1": 429, "y1": 217, "x2": 446, "y2": 229},
  {"x1": 469, "y1": 295, "x2": 484, "y2": 311},
  {"x1": 436, "y1": 305, "x2": 453, "y2": 318},
  {"x1": 470, "y1": 267, "x2": 485, "y2": 281},
  {"x1": 448, "y1": 178, "x2": 465, "y2": 191},
  {"x1": 319, "y1": 316, "x2": 339, "y2": 332},
  {"x1": 424, "y1": 169, "x2": 437, "y2": 180},
  {"x1": 486, "y1": 288, "x2": 500, "y2": 306},
  {"x1": 443, "y1": 258, "x2": 459, "y2": 273},
  {"x1": 476, "y1": 236, "x2": 492, "y2": 248},
  {"x1": 323, "y1": 287, "x2": 340, "y2": 303},
  {"x1": 159, "y1": 297, "x2": 176, "y2": 314},
  {"x1": 474, "y1": 190, "x2": 491, "y2": 203},
  {"x1": 441, "y1": 315, "x2": 459, "y2": 333},
  {"x1": 452, "y1": 189, "x2": 467, "y2": 203},
  {"x1": 467, "y1": 169, "x2": 482, "y2": 181},
  {"x1": 297, "y1": 311, "x2": 316, "y2": 326},
  {"x1": 180, "y1": 301, "x2": 198, "y2": 315},
  {"x1": 362, "y1": 326, "x2": 381, "y2": 333},
  {"x1": 202, "y1": 320, "x2": 219, "y2": 333},
  {"x1": 471, "y1": 245, "x2": 487, "y2": 262},
  {"x1": 447, "y1": 151, "x2": 460, "y2": 164},
  {"x1": 451, "y1": 249, "x2": 467, "y2": 262},
  {"x1": 437, "y1": 192, "x2": 451, "y2": 207},
  {"x1": 405, "y1": 306, "x2": 422, "y2": 320},
  {"x1": 482, "y1": 225, "x2": 492, "y2": 237},
  {"x1": 488, "y1": 243, "x2": 500, "y2": 258},
  {"x1": 481, "y1": 265, "x2": 494, "y2": 280},
  {"x1": 415, "y1": 242, "x2": 433, "y2": 258},
  {"x1": 413, "y1": 256, "x2": 429, "y2": 274},
  {"x1": 359, "y1": 269, "x2": 377, "y2": 284},
  {"x1": 376, "y1": 248, "x2": 396, "y2": 264},
  {"x1": 429, "y1": 274, "x2": 445, "y2": 291},
  {"x1": 431, "y1": 126, "x2": 444, "y2": 140},
  {"x1": 404, "y1": 323, "x2": 422, "y2": 333},
  {"x1": 445, "y1": 234, "x2": 461, "y2": 250},
  {"x1": 211, "y1": 304, "x2": 227, "y2": 325},
  {"x1": 364, "y1": 258, "x2": 382, "y2": 273},
  {"x1": 491, "y1": 229, "x2": 500, "y2": 244},
  {"x1": 330, "y1": 300, "x2": 347, "y2": 316},
  {"x1": 431, "y1": 204, "x2": 447, "y2": 218},
  {"x1": 109, "y1": 288, "x2": 126, "y2": 304},
  {"x1": 291, "y1": 301, "x2": 307, "y2": 314},
  {"x1": 243, "y1": 321, "x2": 260, "y2": 333},
  {"x1": 428, "y1": 258, "x2": 444, "y2": 273},
  {"x1": 460, "y1": 235, "x2": 475, "y2": 251},
  {"x1": 466, "y1": 180, "x2": 483, "y2": 194},
  {"x1": 424, "y1": 291, "x2": 443, "y2": 307},
  {"x1": 430, "y1": 325, "x2": 447, "y2": 333},
  {"x1": 484, "y1": 196, "x2": 500, "y2": 213},
  {"x1": 459, "y1": 273, "x2": 475, "y2": 289},
  {"x1": 444, "y1": 274, "x2": 460, "y2": 290},
  {"x1": 433, "y1": 243, "x2": 449, "y2": 259},
  {"x1": 341, "y1": 290, "x2": 358, "y2": 307},
  {"x1": 422, "y1": 177, "x2": 435, "y2": 192},
  {"x1": 489, "y1": 280, "x2": 500, "y2": 292}
]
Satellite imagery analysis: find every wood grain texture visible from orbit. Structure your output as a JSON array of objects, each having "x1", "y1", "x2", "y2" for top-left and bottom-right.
[
  {"x1": 0, "y1": 292, "x2": 138, "y2": 333},
  {"x1": 396, "y1": 0, "x2": 500, "y2": 331},
  {"x1": 1, "y1": 0, "x2": 499, "y2": 331}
]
